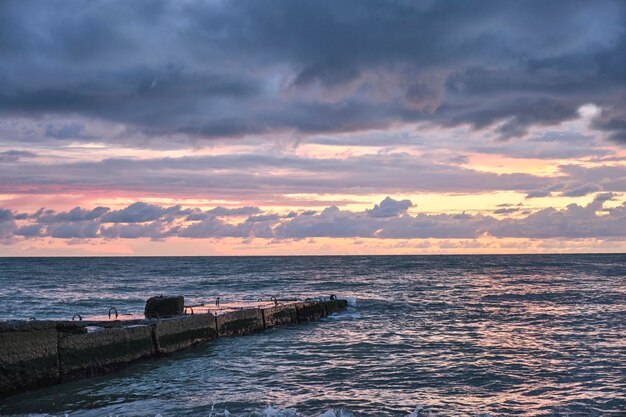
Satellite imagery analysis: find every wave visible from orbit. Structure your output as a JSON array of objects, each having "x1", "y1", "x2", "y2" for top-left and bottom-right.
[
  {"x1": 194, "y1": 404, "x2": 498, "y2": 417},
  {"x1": 26, "y1": 404, "x2": 499, "y2": 417}
]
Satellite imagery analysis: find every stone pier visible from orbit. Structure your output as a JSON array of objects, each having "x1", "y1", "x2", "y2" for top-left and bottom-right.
[{"x1": 0, "y1": 296, "x2": 349, "y2": 397}]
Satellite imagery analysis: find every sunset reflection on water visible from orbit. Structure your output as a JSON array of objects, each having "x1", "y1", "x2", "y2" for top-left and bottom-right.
[{"x1": 0, "y1": 255, "x2": 624, "y2": 416}]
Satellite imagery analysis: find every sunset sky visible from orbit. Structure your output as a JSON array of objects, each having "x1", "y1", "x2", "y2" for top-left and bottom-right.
[{"x1": 1, "y1": 0, "x2": 625, "y2": 255}]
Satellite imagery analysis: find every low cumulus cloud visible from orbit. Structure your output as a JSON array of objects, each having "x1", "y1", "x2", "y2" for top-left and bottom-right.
[
  {"x1": 367, "y1": 197, "x2": 413, "y2": 218},
  {"x1": 0, "y1": 208, "x2": 17, "y2": 243},
  {"x1": 0, "y1": 0, "x2": 625, "y2": 145},
  {"x1": 526, "y1": 190, "x2": 552, "y2": 199},
  {"x1": 561, "y1": 183, "x2": 603, "y2": 197},
  {"x1": 101, "y1": 202, "x2": 190, "y2": 223},
  {"x1": 2, "y1": 196, "x2": 625, "y2": 242}
]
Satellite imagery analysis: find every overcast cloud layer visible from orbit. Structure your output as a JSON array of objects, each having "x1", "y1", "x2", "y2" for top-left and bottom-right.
[
  {"x1": 1, "y1": 151, "x2": 625, "y2": 199},
  {"x1": 1, "y1": 0, "x2": 626, "y2": 145}
]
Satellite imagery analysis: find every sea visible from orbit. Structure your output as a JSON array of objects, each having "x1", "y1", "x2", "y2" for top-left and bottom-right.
[{"x1": 0, "y1": 255, "x2": 624, "y2": 417}]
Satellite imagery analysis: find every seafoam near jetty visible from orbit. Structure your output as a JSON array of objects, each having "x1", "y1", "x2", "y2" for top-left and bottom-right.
[{"x1": 0, "y1": 296, "x2": 348, "y2": 397}]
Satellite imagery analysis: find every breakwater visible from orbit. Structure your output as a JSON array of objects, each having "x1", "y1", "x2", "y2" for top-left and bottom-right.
[{"x1": 0, "y1": 296, "x2": 347, "y2": 397}]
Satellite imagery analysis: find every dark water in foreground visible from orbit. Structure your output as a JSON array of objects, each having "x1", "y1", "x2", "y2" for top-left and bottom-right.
[{"x1": 0, "y1": 255, "x2": 625, "y2": 417}]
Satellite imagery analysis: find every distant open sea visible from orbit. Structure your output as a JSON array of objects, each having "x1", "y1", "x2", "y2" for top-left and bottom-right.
[{"x1": 0, "y1": 255, "x2": 624, "y2": 417}]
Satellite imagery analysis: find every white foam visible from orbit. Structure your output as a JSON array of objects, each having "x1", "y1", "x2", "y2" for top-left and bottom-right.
[
  {"x1": 317, "y1": 410, "x2": 354, "y2": 417},
  {"x1": 64, "y1": 405, "x2": 499, "y2": 417},
  {"x1": 407, "y1": 404, "x2": 434, "y2": 417},
  {"x1": 341, "y1": 296, "x2": 357, "y2": 307},
  {"x1": 327, "y1": 311, "x2": 361, "y2": 320},
  {"x1": 206, "y1": 405, "x2": 357, "y2": 417}
]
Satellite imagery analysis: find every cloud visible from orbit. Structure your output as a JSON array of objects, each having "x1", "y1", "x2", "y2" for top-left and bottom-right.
[
  {"x1": 46, "y1": 220, "x2": 100, "y2": 239},
  {"x1": 493, "y1": 208, "x2": 519, "y2": 215},
  {"x1": 245, "y1": 214, "x2": 281, "y2": 223},
  {"x1": 177, "y1": 215, "x2": 274, "y2": 239},
  {"x1": 490, "y1": 194, "x2": 626, "y2": 238},
  {"x1": 45, "y1": 122, "x2": 93, "y2": 140},
  {"x1": 561, "y1": 183, "x2": 603, "y2": 197},
  {"x1": 14, "y1": 224, "x2": 43, "y2": 237},
  {"x1": 35, "y1": 206, "x2": 110, "y2": 223},
  {"x1": 100, "y1": 202, "x2": 187, "y2": 223},
  {"x1": 0, "y1": 209, "x2": 16, "y2": 243},
  {"x1": 0, "y1": 151, "x2": 587, "y2": 199},
  {"x1": 0, "y1": 150, "x2": 36, "y2": 163},
  {"x1": 0, "y1": 209, "x2": 13, "y2": 222},
  {"x1": 367, "y1": 197, "x2": 413, "y2": 218},
  {"x1": 0, "y1": 0, "x2": 625, "y2": 144},
  {"x1": 100, "y1": 221, "x2": 171, "y2": 240},
  {"x1": 526, "y1": 190, "x2": 552, "y2": 199},
  {"x1": 205, "y1": 206, "x2": 262, "y2": 217},
  {"x1": 1, "y1": 196, "x2": 626, "y2": 242}
]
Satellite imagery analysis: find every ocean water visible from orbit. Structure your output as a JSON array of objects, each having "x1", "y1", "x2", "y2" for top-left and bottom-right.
[{"x1": 0, "y1": 255, "x2": 625, "y2": 417}]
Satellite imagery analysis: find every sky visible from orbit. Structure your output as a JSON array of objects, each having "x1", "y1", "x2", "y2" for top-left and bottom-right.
[{"x1": 1, "y1": 0, "x2": 626, "y2": 256}]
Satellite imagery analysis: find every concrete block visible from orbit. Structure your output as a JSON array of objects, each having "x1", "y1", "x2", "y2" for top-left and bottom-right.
[
  {"x1": 55, "y1": 321, "x2": 88, "y2": 334},
  {"x1": 295, "y1": 301, "x2": 326, "y2": 323},
  {"x1": 217, "y1": 309, "x2": 264, "y2": 336},
  {"x1": 0, "y1": 320, "x2": 59, "y2": 396},
  {"x1": 322, "y1": 299, "x2": 348, "y2": 315},
  {"x1": 59, "y1": 327, "x2": 129, "y2": 381},
  {"x1": 125, "y1": 325, "x2": 156, "y2": 361},
  {"x1": 152, "y1": 314, "x2": 217, "y2": 355},
  {"x1": 145, "y1": 295, "x2": 184, "y2": 318},
  {"x1": 262, "y1": 304, "x2": 297, "y2": 328}
]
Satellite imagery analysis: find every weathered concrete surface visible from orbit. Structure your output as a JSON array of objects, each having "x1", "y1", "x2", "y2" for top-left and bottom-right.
[
  {"x1": 152, "y1": 314, "x2": 217, "y2": 355},
  {"x1": 0, "y1": 321, "x2": 59, "y2": 396},
  {"x1": 145, "y1": 295, "x2": 184, "y2": 318},
  {"x1": 322, "y1": 299, "x2": 348, "y2": 315},
  {"x1": 294, "y1": 301, "x2": 327, "y2": 323},
  {"x1": 262, "y1": 304, "x2": 297, "y2": 328},
  {"x1": 55, "y1": 321, "x2": 89, "y2": 334},
  {"x1": 126, "y1": 325, "x2": 156, "y2": 361},
  {"x1": 217, "y1": 309, "x2": 264, "y2": 336},
  {"x1": 58, "y1": 325, "x2": 154, "y2": 381}
]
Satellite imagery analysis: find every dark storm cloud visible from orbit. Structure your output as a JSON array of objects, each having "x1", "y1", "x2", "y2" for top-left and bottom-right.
[
  {"x1": 45, "y1": 123, "x2": 93, "y2": 140},
  {"x1": 4, "y1": 196, "x2": 625, "y2": 241},
  {"x1": 0, "y1": 0, "x2": 625, "y2": 143}
]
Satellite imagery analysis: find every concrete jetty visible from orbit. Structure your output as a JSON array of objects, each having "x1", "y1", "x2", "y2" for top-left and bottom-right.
[{"x1": 0, "y1": 296, "x2": 348, "y2": 397}]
